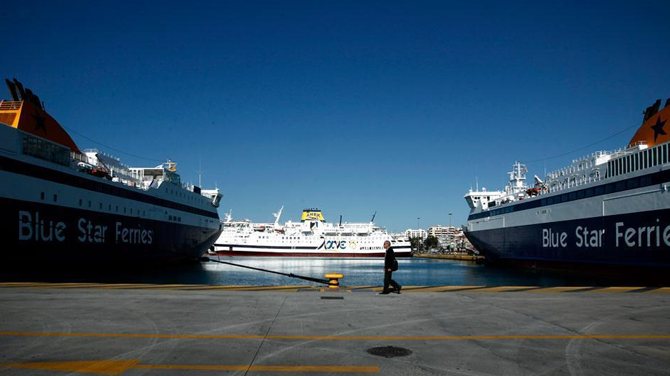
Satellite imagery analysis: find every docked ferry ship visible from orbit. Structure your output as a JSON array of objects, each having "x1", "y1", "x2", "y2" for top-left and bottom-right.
[
  {"x1": 0, "y1": 79, "x2": 223, "y2": 264},
  {"x1": 211, "y1": 208, "x2": 412, "y2": 257},
  {"x1": 464, "y1": 98, "x2": 670, "y2": 270}
]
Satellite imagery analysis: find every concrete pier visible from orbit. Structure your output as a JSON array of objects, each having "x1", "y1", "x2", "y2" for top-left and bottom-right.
[{"x1": 1, "y1": 283, "x2": 669, "y2": 375}]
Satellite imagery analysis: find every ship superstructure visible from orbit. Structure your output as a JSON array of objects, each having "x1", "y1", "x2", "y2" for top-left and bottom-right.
[
  {"x1": 212, "y1": 208, "x2": 412, "y2": 257},
  {"x1": 0, "y1": 78, "x2": 223, "y2": 264},
  {"x1": 463, "y1": 98, "x2": 670, "y2": 270}
]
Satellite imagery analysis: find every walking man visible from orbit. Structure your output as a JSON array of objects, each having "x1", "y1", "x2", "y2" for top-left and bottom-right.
[{"x1": 380, "y1": 240, "x2": 402, "y2": 294}]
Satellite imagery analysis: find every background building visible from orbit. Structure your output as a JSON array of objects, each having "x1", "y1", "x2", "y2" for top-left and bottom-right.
[
  {"x1": 404, "y1": 229, "x2": 427, "y2": 240},
  {"x1": 427, "y1": 225, "x2": 473, "y2": 252}
]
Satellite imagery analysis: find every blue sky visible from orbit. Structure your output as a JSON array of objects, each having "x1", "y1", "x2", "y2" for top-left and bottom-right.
[{"x1": 2, "y1": 0, "x2": 669, "y2": 232}]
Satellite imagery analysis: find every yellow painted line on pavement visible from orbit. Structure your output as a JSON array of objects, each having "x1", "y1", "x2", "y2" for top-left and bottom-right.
[
  {"x1": 0, "y1": 360, "x2": 378, "y2": 374},
  {"x1": 528, "y1": 286, "x2": 593, "y2": 293},
  {"x1": 218, "y1": 286, "x2": 304, "y2": 291},
  {"x1": 1, "y1": 331, "x2": 669, "y2": 341},
  {"x1": 134, "y1": 365, "x2": 379, "y2": 373},
  {"x1": 645, "y1": 287, "x2": 670, "y2": 294},
  {"x1": 401, "y1": 286, "x2": 480, "y2": 292},
  {"x1": 33, "y1": 283, "x2": 108, "y2": 289},
  {"x1": 584, "y1": 287, "x2": 649, "y2": 293},
  {"x1": 463, "y1": 286, "x2": 539, "y2": 292},
  {"x1": 1, "y1": 282, "x2": 668, "y2": 293}
]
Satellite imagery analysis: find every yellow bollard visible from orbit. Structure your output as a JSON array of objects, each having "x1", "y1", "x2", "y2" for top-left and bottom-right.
[{"x1": 324, "y1": 273, "x2": 344, "y2": 289}]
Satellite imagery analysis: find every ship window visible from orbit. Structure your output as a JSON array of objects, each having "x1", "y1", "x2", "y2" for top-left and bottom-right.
[
  {"x1": 635, "y1": 153, "x2": 640, "y2": 171},
  {"x1": 607, "y1": 161, "x2": 612, "y2": 176},
  {"x1": 626, "y1": 156, "x2": 631, "y2": 173},
  {"x1": 615, "y1": 181, "x2": 626, "y2": 192},
  {"x1": 124, "y1": 207, "x2": 127, "y2": 214},
  {"x1": 605, "y1": 184, "x2": 614, "y2": 194},
  {"x1": 88, "y1": 200, "x2": 92, "y2": 208},
  {"x1": 645, "y1": 150, "x2": 650, "y2": 168},
  {"x1": 99, "y1": 203, "x2": 102, "y2": 209},
  {"x1": 640, "y1": 176, "x2": 652, "y2": 186},
  {"x1": 568, "y1": 192, "x2": 576, "y2": 201},
  {"x1": 595, "y1": 186, "x2": 604, "y2": 195},
  {"x1": 576, "y1": 190, "x2": 585, "y2": 199},
  {"x1": 41, "y1": 192, "x2": 45, "y2": 200},
  {"x1": 546, "y1": 197, "x2": 554, "y2": 205},
  {"x1": 541, "y1": 199, "x2": 546, "y2": 206},
  {"x1": 53, "y1": 194, "x2": 57, "y2": 202},
  {"x1": 20, "y1": 133, "x2": 70, "y2": 166},
  {"x1": 627, "y1": 178, "x2": 639, "y2": 189},
  {"x1": 79, "y1": 199, "x2": 82, "y2": 206},
  {"x1": 653, "y1": 148, "x2": 658, "y2": 166},
  {"x1": 109, "y1": 204, "x2": 112, "y2": 211},
  {"x1": 585, "y1": 188, "x2": 594, "y2": 197}
]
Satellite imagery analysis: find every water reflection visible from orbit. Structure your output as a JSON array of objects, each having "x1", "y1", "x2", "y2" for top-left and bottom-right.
[{"x1": 1, "y1": 257, "x2": 656, "y2": 286}]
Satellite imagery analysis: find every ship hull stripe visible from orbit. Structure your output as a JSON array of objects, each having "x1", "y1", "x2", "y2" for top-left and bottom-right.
[
  {"x1": 0, "y1": 155, "x2": 218, "y2": 219},
  {"x1": 214, "y1": 243, "x2": 412, "y2": 251},
  {"x1": 211, "y1": 251, "x2": 413, "y2": 258},
  {"x1": 465, "y1": 208, "x2": 670, "y2": 267},
  {"x1": 2, "y1": 197, "x2": 222, "y2": 263},
  {"x1": 468, "y1": 169, "x2": 670, "y2": 221}
]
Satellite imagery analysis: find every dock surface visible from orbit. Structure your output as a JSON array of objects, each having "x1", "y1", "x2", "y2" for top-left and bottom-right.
[{"x1": 1, "y1": 283, "x2": 669, "y2": 375}]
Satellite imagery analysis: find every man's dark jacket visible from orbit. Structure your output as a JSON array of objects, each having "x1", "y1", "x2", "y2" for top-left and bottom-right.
[{"x1": 384, "y1": 247, "x2": 396, "y2": 269}]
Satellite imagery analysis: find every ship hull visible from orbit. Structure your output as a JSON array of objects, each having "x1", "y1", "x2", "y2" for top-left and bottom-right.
[
  {"x1": 465, "y1": 208, "x2": 670, "y2": 269},
  {"x1": 211, "y1": 245, "x2": 413, "y2": 258},
  {"x1": 2, "y1": 197, "x2": 221, "y2": 264}
]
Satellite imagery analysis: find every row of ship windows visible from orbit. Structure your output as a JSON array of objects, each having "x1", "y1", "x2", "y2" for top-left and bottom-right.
[
  {"x1": 39, "y1": 191, "x2": 183, "y2": 222},
  {"x1": 167, "y1": 187, "x2": 190, "y2": 200},
  {"x1": 472, "y1": 173, "x2": 658, "y2": 220},
  {"x1": 254, "y1": 235, "x2": 380, "y2": 244},
  {"x1": 608, "y1": 143, "x2": 669, "y2": 177}
]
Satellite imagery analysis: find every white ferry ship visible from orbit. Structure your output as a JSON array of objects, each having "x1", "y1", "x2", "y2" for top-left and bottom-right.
[
  {"x1": 464, "y1": 97, "x2": 670, "y2": 271},
  {"x1": 211, "y1": 208, "x2": 412, "y2": 257},
  {"x1": 0, "y1": 79, "x2": 223, "y2": 264}
]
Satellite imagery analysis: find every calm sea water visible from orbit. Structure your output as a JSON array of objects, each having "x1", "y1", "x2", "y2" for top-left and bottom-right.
[{"x1": 0, "y1": 257, "x2": 653, "y2": 286}]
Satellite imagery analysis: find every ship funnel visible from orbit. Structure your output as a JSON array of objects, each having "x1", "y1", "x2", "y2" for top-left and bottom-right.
[
  {"x1": 643, "y1": 99, "x2": 661, "y2": 123},
  {"x1": 627, "y1": 97, "x2": 670, "y2": 148},
  {"x1": 5, "y1": 79, "x2": 19, "y2": 101},
  {"x1": 12, "y1": 78, "x2": 25, "y2": 100}
]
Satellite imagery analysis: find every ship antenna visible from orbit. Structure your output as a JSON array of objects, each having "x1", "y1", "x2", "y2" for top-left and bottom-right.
[
  {"x1": 339, "y1": 215, "x2": 342, "y2": 227},
  {"x1": 196, "y1": 157, "x2": 205, "y2": 187},
  {"x1": 476, "y1": 175, "x2": 479, "y2": 191},
  {"x1": 273, "y1": 206, "x2": 284, "y2": 226},
  {"x1": 371, "y1": 211, "x2": 377, "y2": 222}
]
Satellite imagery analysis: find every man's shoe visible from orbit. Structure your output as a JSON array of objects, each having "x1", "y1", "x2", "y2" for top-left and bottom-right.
[
  {"x1": 395, "y1": 286, "x2": 402, "y2": 294},
  {"x1": 378, "y1": 291, "x2": 390, "y2": 295}
]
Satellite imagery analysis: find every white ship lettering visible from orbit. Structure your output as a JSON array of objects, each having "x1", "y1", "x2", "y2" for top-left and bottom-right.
[
  {"x1": 78, "y1": 218, "x2": 108, "y2": 243},
  {"x1": 115, "y1": 222, "x2": 153, "y2": 245},
  {"x1": 18, "y1": 210, "x2": 66, "y2": 242},
  {"x1": 615, "y1": 221, "x2": 670, "y2": 248},
  {"x1": 542, "y1": 228, "x2": 567, "y2": 248},
  {"x1": 575, "y1": 226, "x2": 604, "y2": 248}
]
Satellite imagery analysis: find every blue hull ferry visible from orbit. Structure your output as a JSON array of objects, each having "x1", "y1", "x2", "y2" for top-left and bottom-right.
[
  {"x1": 464, "y1": 98, "x2": 670, "y2": 271},
  {"x1": 0, "y1": 79, "x2": 222, "y2": 265}
]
